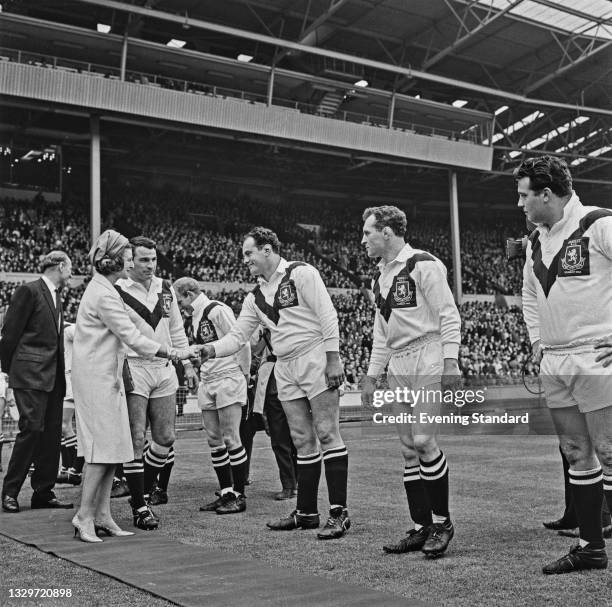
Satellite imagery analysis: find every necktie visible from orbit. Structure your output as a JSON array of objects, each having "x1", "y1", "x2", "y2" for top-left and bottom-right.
[{"x1": 55, "y1": 287, "x2": 63, "y2": 331}]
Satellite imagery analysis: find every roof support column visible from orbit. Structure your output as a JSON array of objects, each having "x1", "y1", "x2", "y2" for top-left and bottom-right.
[
  {"x1": 267, "y1": 65, "x2": 275, "y2": 107},
  {"x1": 387, "y1": 92, "x2": 396, "y2": 129},
  {"x1": 449, "y1": 169, "x2": 462, "y2": 303},
  {"x1": 90, "y1": 114, "x2": 101, "y2": 245},
  {"x1": 120, "y1": 31, "x2": 129, "y2": 81}
]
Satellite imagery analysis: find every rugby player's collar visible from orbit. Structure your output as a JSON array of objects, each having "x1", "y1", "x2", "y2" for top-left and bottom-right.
[
  {"x1": 191, "y1": 292, "x2": 208, "y2": 314},
  {"x1": 377, "y1": 243, "x2": 414, "y2": 269},
  {"x1": 258, "y1": 257, "x2": 288, "y2": 285}
]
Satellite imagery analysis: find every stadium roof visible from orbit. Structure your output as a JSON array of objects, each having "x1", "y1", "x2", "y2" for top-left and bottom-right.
[{"x1": 0, "y1": 0, "x2": 610, "y2": 203}]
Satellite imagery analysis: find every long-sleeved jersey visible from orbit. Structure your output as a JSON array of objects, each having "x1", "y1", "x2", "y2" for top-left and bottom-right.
[
  {"x1": 186, "y1": 292, "x2": 250, "y2": 380},
  {"x1": 367, "y1": 244, "x2": 461, "y2": 377},
  {"x1": 522, "y1": 194, "x2": 612, "y2": 348},
  {"x1": 213, "y1": 259, "x2": 340, "y2": 362},
  {"x1": 115, "y1": 276, "x2": 189, "y2": 361}
]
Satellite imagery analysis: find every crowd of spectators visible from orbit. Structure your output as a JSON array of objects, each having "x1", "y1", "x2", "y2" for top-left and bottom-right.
[
  {"x1": 1, "y1": 192, "x2": 527, "y2": 293},
  {"x1": 0, "y1": 200, "x2": 91, "y2": 274},
  {"x1": 459, "y1": 301, "x2": 538, "y2": 385}
]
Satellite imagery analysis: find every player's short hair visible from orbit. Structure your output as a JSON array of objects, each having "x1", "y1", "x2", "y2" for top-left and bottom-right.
[
  {"x1": 130, "y1": 235, "x2": 157, "y2": 251},
  {"x1": 40, "y1": 251, "x2": 70, "y2": 272},
  {"x1": 245, "y1": 227, "x2": 281, "y2": 253},
  {"x1": 362, "y1": 205, "x2": 407, "y2": 237},
  {"x1": 514, "y1": 156, "x2": 572, "y2": 197},
  {"x1": 173, "y1": 276, "x2": 201, "y2": 297},
  {"x1": 94, "y1": 246, "x2": 130, "y2": 275}
]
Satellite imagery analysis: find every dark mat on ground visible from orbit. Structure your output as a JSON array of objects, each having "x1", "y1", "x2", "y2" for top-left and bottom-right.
[{"x1": 0, "y1": 508, "x2": 426, "y2": 607}]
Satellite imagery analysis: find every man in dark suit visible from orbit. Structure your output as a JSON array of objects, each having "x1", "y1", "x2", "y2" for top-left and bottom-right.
[{"x1": 1, "y1": 251, "x2": 74, "y2": 513}]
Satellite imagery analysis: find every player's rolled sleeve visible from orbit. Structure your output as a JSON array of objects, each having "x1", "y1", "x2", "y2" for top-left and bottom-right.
[
  {"x1": 521, "y1": 249, "x2": 540, "y2": 345},
  {"x1": 213, "y1": 294, "x2": 260, "y2": 358},
  {"x1": 168, "y1": 288, "x2": 190, "y2": 350},
  {"x1": 593, "y1": 216, "x2": 612, "y2": 260},
  {"x1": 367, "y1": 311, "x2": 391, "y2": 377},
  {"x1": 211, "y1": 306, "x2": 251, "y2": 373},
  {"x1": 418, "y1": 261, "x2": 461, "y2": 360},
  {"x1": 297, "y1": 266, "x2": 340, "y2": 352}
]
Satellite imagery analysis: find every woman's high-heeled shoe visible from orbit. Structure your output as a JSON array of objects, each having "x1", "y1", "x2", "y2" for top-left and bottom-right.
[
  {"x1": 72, "y1": 516, "x2": 103, "y2": 543},
  {"x1": 94, "y1": 522, "x2": 134, "y2": 537}
]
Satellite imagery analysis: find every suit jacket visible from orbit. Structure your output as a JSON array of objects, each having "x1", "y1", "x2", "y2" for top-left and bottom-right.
[{"x1": 0, "y1": 278, "x2": 65, "y2": 392}]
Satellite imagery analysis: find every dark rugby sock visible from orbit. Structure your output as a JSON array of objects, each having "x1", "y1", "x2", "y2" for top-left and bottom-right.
[
  {"x1": 322, "y1": 445, "x2": 348, "y2": 509},
  {"x1": 420, "y1": 450, "x2": 450, "y2": 520},
  {"x1": 296, "y1": 452, "x2": 321, "y2": 514},
  {"x1": 211, "y1": 447, "x2": 232, "y2": 491},
  {"x1": 229, "y1": 446, "x2": 248, "y2": 495},
  {"x1": 404, "y1": 464, "x2": 432, "y2": 527},
  {"x1": 569, "y1": 467, "x2": 604, "y2": 547}
]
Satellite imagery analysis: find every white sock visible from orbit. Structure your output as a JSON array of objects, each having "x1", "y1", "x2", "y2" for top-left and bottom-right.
[
  {"x1": 579, "y1": 538, "x2": 589, "y2": 548},
  {"x1": 432, "y1": 513, "x2": 447, "y2": 524},
  {"x1": 220, "y1": 487, "x2": 235, "y2": 496},
  {"x1": 414, "y1": 523, "x2": 423, "y2": 531}
]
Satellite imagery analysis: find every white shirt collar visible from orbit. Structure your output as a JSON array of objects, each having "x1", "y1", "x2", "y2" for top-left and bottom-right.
[
  {"x1": 191, "y1": 292, "x2": 209, "y2": 314},
  {"x1": 122, "y1": 275, "x2": 161, "y2": 292},
  {"x1": 41, "y1": 275, "x2": 58, "y2": 304},
  {"x1": 539, "y1": 192, "x2": 581, "y2": 235},
  {"x1": 257, "y1": 257, "x2": 288, "y2": 285},
  {"x1": 377, "y1": 243, "x2": 413, "y2": 269}
]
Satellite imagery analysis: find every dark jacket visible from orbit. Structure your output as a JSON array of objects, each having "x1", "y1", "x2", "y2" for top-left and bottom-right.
[{"x1": 0, "y1": 278, "x2": 65, "y2": 392}]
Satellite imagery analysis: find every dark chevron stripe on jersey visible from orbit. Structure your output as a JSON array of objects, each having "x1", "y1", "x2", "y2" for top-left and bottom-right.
[
  {"x1": 115, "y1": 280, "x2": 172, "y2": 330},
  {"x1": 253, "y1": 288, "x2": 279, "y2": 325},
  {"x1": 194, "y1": 301, "x2": 221, "y2": 344},
  {"x1": 373, "y1": 253, "x2": 435, "y2": 322},
  {"x1": 529, "y1": 209, "x2": 612, "y2": 297},
  {"x1": 251, "y1": 262, "x2": 307, "y2": 325}
]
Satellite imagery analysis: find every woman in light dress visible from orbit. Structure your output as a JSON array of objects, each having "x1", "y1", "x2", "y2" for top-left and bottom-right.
[{"x1": 71, "y1": 230, "x2": 201, "y2": 542}]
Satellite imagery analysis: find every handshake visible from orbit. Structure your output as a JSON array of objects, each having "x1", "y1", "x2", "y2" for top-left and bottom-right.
[{"x1": 165, "y1": 344, "x2": 215, "y2": 363}]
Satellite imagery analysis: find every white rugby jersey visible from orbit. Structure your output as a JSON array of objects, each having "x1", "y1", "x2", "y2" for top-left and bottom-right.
[
  {"x1": 367, "y1": 244, "x2": 461, "y2": 377},
  {"x1": 213, "y1": 258, "x2": 340, "y2": 361},
  {"x1": 115, "y1": 276, "x2": 189, "y2": 361},
  {"x1": 522, "y1": 194, "x2": 612, "y2": 348},
  {"x1": 188, "y1": 293, "x2": 250, "y2": 380}
]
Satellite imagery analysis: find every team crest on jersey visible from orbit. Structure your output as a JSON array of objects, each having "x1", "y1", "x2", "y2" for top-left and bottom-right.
[
  {"x1": 277, "y1": 280, "x2": 298, "y2": 308},
  {"x1": 197, "y1": 319, "x2": 217, "y2": 343},
  {"x1": 160, "y1": 292, "x2": 173, "y2": 317},
  {"x1": 558, "y1": 237, "x2": 590, "y2": 277},
  {"x1": 392, "y1": 276, "x2": 415, "y2": 306}
]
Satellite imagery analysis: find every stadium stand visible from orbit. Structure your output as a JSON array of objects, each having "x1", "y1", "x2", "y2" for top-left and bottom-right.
[{"x1": 1, "y1": 194, "x2": 526, "y2": 293}]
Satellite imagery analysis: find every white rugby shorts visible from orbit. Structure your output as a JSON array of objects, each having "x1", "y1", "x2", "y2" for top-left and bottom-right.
[
  {"x1": 129, "y1": 360, "x2": 178, "y2": 399},
  {"x1": 198, "y1": 373, "x2": 247, "y2": 410},
  {"x1": 541, "y1": 346, "x2": 612, "y2": 413},
  {"x1": 387, "y1": 335, "x2": 443, "y2": 395},
  {"x1": 274, "y1": 342, "x2": 331, "y2": 402}
]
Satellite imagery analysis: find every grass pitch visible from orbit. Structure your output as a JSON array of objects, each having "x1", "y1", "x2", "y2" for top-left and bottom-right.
[{"x1": 1, "y1": 421, "x2": 611, "y2": 606}]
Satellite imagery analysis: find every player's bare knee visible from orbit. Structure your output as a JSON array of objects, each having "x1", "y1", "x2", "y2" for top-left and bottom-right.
[
  {"x1": 400, "y1": 443, "x2": 418, "y2": 464},
  {"x1": 594, "y1": 442, "x2": 612, "y2": 472},
  {"x1": 131, "y1": 432, "x2": 146, "y2": 455},
  {"x1": 222, "y1": 430, "x2": 242, "y2": 451},
  {"x1": 207, "y1": 436, "x2": 223, "y2": 449},
  {"x1": 314, "y1": 418, "x2": 340, "y2": 446},
  {"x1": 291, "y1": 432, "x2": 316, "y2": 454},
  {"x1": 412, "y1": 434, "x2": 438, "y2": 458},
  {"x1": 560, "y1": 440, "x2": 593, "y2": 468},
  {"x1": 152, "y1": 426, "x2": 175, "y2": 448}
]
